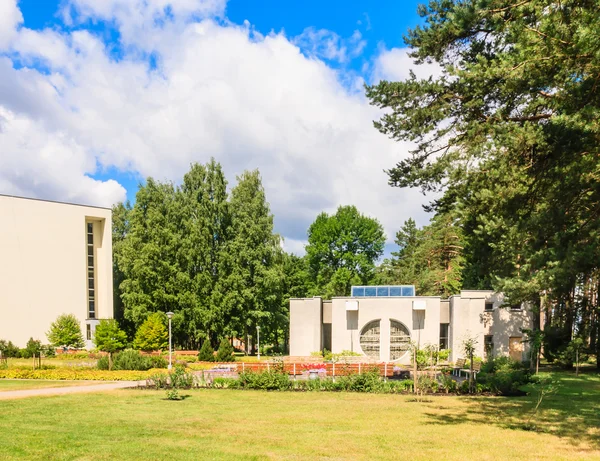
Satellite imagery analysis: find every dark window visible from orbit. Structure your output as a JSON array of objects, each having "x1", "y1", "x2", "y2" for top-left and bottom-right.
[
  {"x1": 484, "y1": 335, "x2": 494, "y2": 357},
  {"x1": 322, "y1": 324, "x2": 332, "y2": 352},
  {"x1": 439, "y1": 323, "x2": 449, "y2": 350},
  {"x1": 510, "y1": 304, "x2": 522, "y2": 311},
  {"x1": 87, "y1": 222, "x2": 96, "y2": 319},
  {"x1": 485, "y1": 302, "x2": 494, "y2": 311},
  {"x1": 86, "y1": 324, "x2": 92, "y2": 341}
]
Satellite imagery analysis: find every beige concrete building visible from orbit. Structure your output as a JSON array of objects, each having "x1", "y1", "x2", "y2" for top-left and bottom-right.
[
  {"x1": 0, "y1": 195, "x2": 114, "y2": 348},
  {"x1": 290, "y1": 286, "x2": 534, "y2": 363}
]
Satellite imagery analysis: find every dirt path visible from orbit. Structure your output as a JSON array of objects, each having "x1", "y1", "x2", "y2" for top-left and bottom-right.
[{"x1": 0, "y1": 381, "x2": 144, "y2": 400}]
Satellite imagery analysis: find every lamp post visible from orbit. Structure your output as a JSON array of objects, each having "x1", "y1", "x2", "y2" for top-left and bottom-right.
[
  {"x1": 256, "y1": 325, "x2": 261, "y2": 361},
  {"x1": 166, "y1": 312, "x2": 174, "y2": 370}
]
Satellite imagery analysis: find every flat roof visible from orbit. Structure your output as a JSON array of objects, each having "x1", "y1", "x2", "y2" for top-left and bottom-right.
[{"x1": 0, "y1": 193, "x2": 112, "y2": 211}]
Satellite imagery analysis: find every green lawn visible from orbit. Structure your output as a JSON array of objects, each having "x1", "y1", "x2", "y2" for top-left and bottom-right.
[
  {"x1": 0, "y1": 372, "x2": 598, "y2": 460},
  {"x1": 0, "y1": 380, "x2": 102, "y2": 391}
]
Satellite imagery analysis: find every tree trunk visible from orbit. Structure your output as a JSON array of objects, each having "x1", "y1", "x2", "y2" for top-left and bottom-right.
[
  {"x1": 108, "y1": 352, "x2": 113, "y2": 371},
  {"x1": 469, "y1": 350, "x2": 474, "y2": 394}
]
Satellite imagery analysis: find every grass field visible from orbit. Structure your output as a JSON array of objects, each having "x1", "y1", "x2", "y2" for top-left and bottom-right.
[
  {"x1": 0, "y1": 380, "x2": 102, "y2": 391},
  {"x1": 0, "y1": 371, "x2": 598, "y2": 460}
]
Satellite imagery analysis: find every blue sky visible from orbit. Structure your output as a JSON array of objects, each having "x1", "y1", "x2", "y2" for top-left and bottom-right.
[{"x1": 1, "y1": 0, "x2": 435, "y2": 256}]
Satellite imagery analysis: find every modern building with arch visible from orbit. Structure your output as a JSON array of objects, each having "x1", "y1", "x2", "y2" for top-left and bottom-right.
[{"x1": 289, "y1": 286, "x2": 535, "y2": 363}]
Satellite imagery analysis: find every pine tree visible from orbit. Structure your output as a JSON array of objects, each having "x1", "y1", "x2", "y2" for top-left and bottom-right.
[
  {"x1": 215, "y1": 338, "x2": 235, "y2": 362},
  {"x1": 198, "y1": 340, "x2": 215, "y2": 362}
]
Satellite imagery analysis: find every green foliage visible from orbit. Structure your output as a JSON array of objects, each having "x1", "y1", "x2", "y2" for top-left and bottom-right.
[
  {"x1": 557, "y1": 338, "x2": 588, "y2": 369},
  {"x1": 20, "y1": 338, "x2": 42, "y2": 359},
  {"x1": 198, "y1": 340, "x2": 215, "y2": 362},
  {"x1": 165, "y1": 389, "x2": 183, "y2": 400},
  {"x1": 478, "y1": 357, "x2": 532, "y2": 396},
  {"x1": 214, "y1": 338, "x2": 235, "y2": 362},
  {"x1": 0, "y1": 340, "x2": 20, "y2": 358},
  {"x1": 114, "y1": 161, "x2": 288, "y2": 350},
  {"x1": 306, "y1": 205, "x2": 385, "y2": 298},
  {"x1": 366, "y1": 0, "x2": 600, "y2": 365},
  {"x1": 377, "y1": 214, "x2": 464, "y2": 297},
  {"x1": 46, "y1": 314, "x2": 85, "y2": 349},
  {"x1": 97, "y1": 349, "x2": 167, "y2": 371},
  {"x1": 133, "y1": 313, "x2": 168, "y2": 352},
  {"x1": 94, "y1": 320, "x2": 127, "y2": 355},
  {"x1": 237, "y1": 370, "x2": 292, "y2": 391}
]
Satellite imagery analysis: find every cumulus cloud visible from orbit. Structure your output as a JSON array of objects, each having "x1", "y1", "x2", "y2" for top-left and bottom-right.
[
  {"x1": 0, "y1": 0, "x2": 23, "y2": 49},
  {"x1": 373, "y1": 47, "x2": 443, "y2": 82},
  {"x1": 0, "y1": 1, "x2": 438, "y2": 248}
]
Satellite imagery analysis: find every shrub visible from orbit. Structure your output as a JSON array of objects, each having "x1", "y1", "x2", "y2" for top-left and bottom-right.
[
  {"x1": 46, "y1": 314, "x2": 85, "y2": 349},
  {"x1": 477, "y1": 357, "x2": 532, "y2": 396},
  {"x1": 238, "y1": 370, "x2": 291, "y2": 391},
  {"x1": 0, "y1": 340, "x2": 21, "y2": 358},
  {"x1": 215, "y1": 338, "x2": 235, "y2": 362},
  {"x1": 98, "y1": 349, "x2": 166, "y2": 371},
  {"x1": 165, "y1": 389, "x2": 183, "y2": 400},
  {"x1": 41, "y1": 345, "x2": 56, "y2": 358},
  {"x1": 198, "y1": 341, "x2": 215, "y2": 362},
  {"x1": 170, "y1": 365, "x2": 195, "y2": 389},
  {"x1": 134, "y1": 313, "x2": 168, "y2": 352}
]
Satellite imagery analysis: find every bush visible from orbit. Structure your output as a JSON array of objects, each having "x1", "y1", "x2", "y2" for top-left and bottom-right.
[
  {"x1": 198, "y1": 341, "x2": 215, "y2": 362},
  {"x1": 477, "y1": 357, "x2": 532, "y2": 396},
  {"x1": 215, "y1": 338, "x2": 235, "y2": 362},
  {"x1": 147, "y1": 366, "x2": 195, "y2": 389},
  {"x1": 238, "y1": 370, "x2": 292, "y2": 391},
  {"x1": 98, "y1": 349, "x2": 167, "y2": 371},
  {"x1": 0, "y1": 340, "x2": 21, "y2": 358}
]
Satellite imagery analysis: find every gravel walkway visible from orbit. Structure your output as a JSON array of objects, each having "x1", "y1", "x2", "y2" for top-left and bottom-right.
[{"x1": 0, "y1": 381, "x2": 144, "y2": 400}]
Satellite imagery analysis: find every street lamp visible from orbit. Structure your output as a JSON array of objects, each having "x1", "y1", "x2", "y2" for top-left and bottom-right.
[
  {"x1": 166, "y1": 312, "x2": 174, "y2": 370},
  {"x1": 256, "y1": 325, "x2": 261, "y2": 361}
]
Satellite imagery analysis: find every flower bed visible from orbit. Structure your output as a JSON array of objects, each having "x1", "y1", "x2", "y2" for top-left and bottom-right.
[{"x1": 0, "y1": 367, "x2": 160, "y2": 381}]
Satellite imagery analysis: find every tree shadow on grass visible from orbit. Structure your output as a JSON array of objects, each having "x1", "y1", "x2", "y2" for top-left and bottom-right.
[{"x1": 422, "y1": 372, "x2": 600, "y2": 449}]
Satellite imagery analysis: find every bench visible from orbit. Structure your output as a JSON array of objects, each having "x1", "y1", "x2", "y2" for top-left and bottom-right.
[
  {"x1": 452, "y1": 358, "x2": 465, "y2": 376},
  {"x1": 461, "y1": 361, "x2": 482, "y2": 380}
]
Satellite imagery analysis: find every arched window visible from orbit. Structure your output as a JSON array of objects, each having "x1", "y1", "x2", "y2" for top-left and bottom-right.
[
  {"x1": 390, "y1": 320, "x2": 411, "y2": 361},
  {"x1": 359, "y1": 320, "x2": 380, "y2": 359}
]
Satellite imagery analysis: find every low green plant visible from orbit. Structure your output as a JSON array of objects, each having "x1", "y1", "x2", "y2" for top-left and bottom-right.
[
  {"x1": 170, "y1": 365, "x2": 195, "y2": 389},
  {"x1": 238, "y1": 370, "x2": 292, "y2": 391},
  {"x1": 165, "y1": 389, "x2": 183, "y2": 400}
]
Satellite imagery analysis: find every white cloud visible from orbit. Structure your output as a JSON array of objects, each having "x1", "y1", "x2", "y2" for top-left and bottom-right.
[
  {"x1": 293, "y1": 27, "x2": 366, "y2": 64},
  {"x1": 0, "y1": 106, "x2": 126, "y2": 207},
  {"x1": 0, "y1": 4, "x2": 434, "y2": 247},
  {"x1": 373, "y1": 47, "x2": 442, "y2": 82},
  {"x1": 0, "y1": 0, "x2": 23, "y2": 49}
]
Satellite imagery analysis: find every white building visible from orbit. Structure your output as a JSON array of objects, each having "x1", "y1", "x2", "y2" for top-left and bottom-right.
[
  {"x1": 0, "y1": 194, "x2": 114, "y2": 348},
  {"x1": 290, "y1": 286, "x2": 534, "y2": 363}
]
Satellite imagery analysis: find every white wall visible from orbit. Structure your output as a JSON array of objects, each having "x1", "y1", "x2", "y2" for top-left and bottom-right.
[
  {"x1": 289, "y1": 297, "x2": 322, "y2": 356},
  {"x1": 331, "y1": 297, "x2": 442, "y2": 363},
  {"x1": 0, "y1": 195, "x2": 113, "y2": 347}
]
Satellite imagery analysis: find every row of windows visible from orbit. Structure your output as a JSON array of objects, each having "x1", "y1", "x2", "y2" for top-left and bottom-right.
[
  {"x1": 351, "y1": 285, "x2": 416, "y2": 297},
  {"x1": 87, "y1": 223, "x2": 96, "y2": 320},
  {"x1": 485, "y1": 302, "x2": 523, "y2": 311}
]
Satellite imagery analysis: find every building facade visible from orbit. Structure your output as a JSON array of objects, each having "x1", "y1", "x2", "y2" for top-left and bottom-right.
[
  {"x1": 289, "y1": 286, "x2": 534, "y2": 363},
  {"x1": 0, "y1": 195, "x2": 114, "y2": 348}
]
